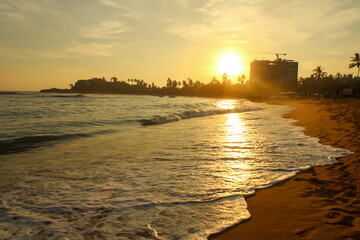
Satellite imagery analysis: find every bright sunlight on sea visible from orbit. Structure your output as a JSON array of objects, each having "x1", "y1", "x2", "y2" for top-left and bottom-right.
[{"x1": 0, "y1": 92, "x2": 350, "y2": 239}]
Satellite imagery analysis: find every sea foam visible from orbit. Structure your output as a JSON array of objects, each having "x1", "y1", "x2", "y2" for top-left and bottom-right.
[{"x1": 0, "y1": 94, "x2": 351, "y2": 239}]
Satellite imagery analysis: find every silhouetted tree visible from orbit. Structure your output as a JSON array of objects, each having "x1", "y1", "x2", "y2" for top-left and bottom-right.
[
  {"x1": 182, "y1": 80, "x2": 188, "y2": 88},
  {"x1": 166, "y1": 78, "x2": 172, "y2": 88},
  {"x1": 238, "y1": 74, "x2": 246, "y2": 85},
  {"x1": 187, "y1": 78, "x2": 193, "y2": 87},
  {"x1": 335, "y1": 72, "x2": 342, "y2": 79},
  {"x1": 349, "y1": 53, "x2": 360, "y2": 78},
  {"x1": 297, "y1": 66, "x2": 360, "y2": 98},
  {"x1": 312, "y1": 66, "x2": 327, "y2": 80},
  {"x1": 210, "y1": 76, "x2": 219, "y2": 84},
  {"x1": 222, "y1": 73, "x2": 231, "y2": 86}
]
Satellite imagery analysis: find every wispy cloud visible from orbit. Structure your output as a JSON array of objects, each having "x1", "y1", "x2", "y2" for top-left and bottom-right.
[
  {"x1": 65, "y1": 42, "x2": 115, "y2": 56},
  {"x1": 99, "y1": 0, "x2": 143, "y2": 20},
  {"x1": 100, "y1": 0, "x2": 122, "y2": 9},
  {"x1": 0, "y1": 42, "x2": 115, "y2": 59},
  {"x1": 167, "y1": 0, "x2": 306, "y2": 46},
  {"x1": 179, "y1": 0, "x2": 189, "y2": 9},
  {"x1": 0, "y1": 46, "x2": 68, "y2": 59},
  {"x1": 166, "y1": 0, "x2": 360, "y2": 48},
  {"x1": 80, "y1": 20, "x2": 129, "y2": 39},
  {"x1": 0, "y1": 0, "x2": 57, "y2": 21}
]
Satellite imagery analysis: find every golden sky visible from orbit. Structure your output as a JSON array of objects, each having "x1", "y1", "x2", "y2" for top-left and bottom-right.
[{"x1": 1, "y1": 0, "x2": 360, "y2": 90}]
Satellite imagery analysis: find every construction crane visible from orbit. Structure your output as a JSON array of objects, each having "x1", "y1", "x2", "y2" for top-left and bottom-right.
[
  {"x1": 275, "y1": 53, "x2": 286, "y2": 60},
  {"x1": 242, "y1": 51, "x2": 287, "y2": 60}
]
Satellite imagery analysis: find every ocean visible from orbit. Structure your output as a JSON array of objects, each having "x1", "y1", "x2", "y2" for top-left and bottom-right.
[{"x1": 0, "y1": 92, "x2": 350, "y2": 239}]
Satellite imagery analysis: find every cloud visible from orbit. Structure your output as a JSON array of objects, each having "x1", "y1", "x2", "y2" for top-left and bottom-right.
[
  {"x1": 0, "y1": 0, "x2": 57, "y2": 21},
  {"x1": 167, "y1": 0, "x2": 307, "y2": 45},
  {"x1": 166, "y1": 0, "x2": 360, "y2": 48},
  {"x1": 99, "y1": 0, "x2": 143, "y2": 20},
  {"x1": 65, "y1": 42, "x2": 115, "y2": 56},
  {"x1": 0, "y1": 42, "x2": 115, "y2": 59},
  {"x1": 0, "y1": 47, "x2": 67, "y2": 59},
  {"x1": 313, "y1": 7, "x2": 360, "y2": 37},
  {"x1": 100, "y1": 0, "x2": 122, "y2": 9},
  {"x1": 177, "y1": 0, "x2": 190, "y2": 9},
  {"x1": 80, "y1": 20, "x2": 129, "y2": 39},
  {"x1": 99, "y1": 0, "x2": 194, "y2": 21}
]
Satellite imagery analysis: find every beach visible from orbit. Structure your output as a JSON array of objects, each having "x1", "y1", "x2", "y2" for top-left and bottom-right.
[
  {"x1": 210, "y1": 99, "x2": 360, "y2": 239},
  {"x1": 0, "y1": 93, "x2": 356, "y2": 239}
]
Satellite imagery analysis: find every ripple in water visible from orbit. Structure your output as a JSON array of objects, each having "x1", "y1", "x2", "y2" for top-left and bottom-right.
[{"x1": 0, "y1": 94, "x2": 351, "y2": 239}]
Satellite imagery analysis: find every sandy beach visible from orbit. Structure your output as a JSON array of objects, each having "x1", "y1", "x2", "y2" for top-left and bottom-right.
[{"x1": 210, "y1": 99, "x2": 360, "y2": 240}]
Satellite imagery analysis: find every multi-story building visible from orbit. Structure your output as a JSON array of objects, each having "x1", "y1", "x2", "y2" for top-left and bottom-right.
[{"x1": 250, "y1": 57, "x2": 298, "y2": 90}]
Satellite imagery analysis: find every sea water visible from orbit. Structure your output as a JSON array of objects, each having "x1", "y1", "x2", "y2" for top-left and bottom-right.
[{"x1": 0, "y1": 92, "x2": 350, "y2": 239}]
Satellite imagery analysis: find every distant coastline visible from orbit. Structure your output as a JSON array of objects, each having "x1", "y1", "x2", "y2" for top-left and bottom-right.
[
  {"x1": 41, "y1": 69, "x2": 360, "y2": 99},
  {"x1": 40, "y1": 54, "x2": 360, "y2": 99},
  {"x1": 40, "y1": 76, "x2": 251, "y2": 99}
]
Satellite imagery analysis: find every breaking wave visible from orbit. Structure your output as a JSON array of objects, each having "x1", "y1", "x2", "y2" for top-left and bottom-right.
[
  {"x1": 38, "y1": 94, "x2": 84, "y2": 98},
  {"x1": 0, "y1": 130, "x2": 114, "y2": 155},
  {"x1": 0, "y1": 91, "x2": 20, "y2": 95},
  {"x1": 140, "y1": 106, "x2": 261, "y2": 126}
]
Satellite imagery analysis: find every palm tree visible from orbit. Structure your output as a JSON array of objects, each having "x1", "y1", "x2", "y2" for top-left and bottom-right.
[
  {"x1": 166, "y1": 78, "x2": 172, "y2": 88},
  {"x1": 349, "y1": 53, "x2": 360, "y2": 78},
  {"x1": 312, "y1": 66, "x2": 327, "y2": 80},
  {"x1": 222, "y1": 73, "x2": 231, "y2": 86},
  {"x1": 182, "y1": 80, "x2": 187, "y2": 88},
  {"x1": 211, "y1": 76, "x2": 219, "y2": 85},
  {"x1": 335, "y1": 72, "x2": 342, "y2": 79},
  {"x1": 187, "y1": 78, "x2": 193, "y2": 87},
  {"x1": 238, "y1": 74, "x2": 246, "y2": 85}
]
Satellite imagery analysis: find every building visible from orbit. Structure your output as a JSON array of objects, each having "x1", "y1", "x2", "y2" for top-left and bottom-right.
[{"x1": 250, "y1": 57, "x2": 298, "y2": 90}]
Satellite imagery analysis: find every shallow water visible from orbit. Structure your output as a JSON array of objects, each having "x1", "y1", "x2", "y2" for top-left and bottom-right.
[{"x1": 0, "y1": 93, "x2": 350, "y2": 239}]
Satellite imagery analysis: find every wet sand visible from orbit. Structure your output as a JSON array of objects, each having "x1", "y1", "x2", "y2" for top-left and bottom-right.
[{"x1": 210, "y1": 99, "x2": 360, "y2": 240}]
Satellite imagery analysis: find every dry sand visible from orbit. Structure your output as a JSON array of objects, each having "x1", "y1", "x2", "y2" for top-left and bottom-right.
[{"x1": 210, "y1": 99, "x2": 360, "y2": 240}]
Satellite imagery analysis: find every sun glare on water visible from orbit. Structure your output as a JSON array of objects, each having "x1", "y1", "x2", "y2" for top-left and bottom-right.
[{"x1": 217, "y1": 53, "x2": 244, "y2": 77}]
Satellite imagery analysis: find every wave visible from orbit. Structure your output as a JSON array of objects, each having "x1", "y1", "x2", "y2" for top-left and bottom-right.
[
  {"x1": 0, "y1": 91, "x2": 19, "y2": 95},
  {"x1": 0, "y1": 130, "x2": 113, "y2": 155},
  {"x1": 0, "y1": 91, "x2": 39, "y2": 96},
  {"x1": 111, "y1": 191, "x2": 253, "y2": 212},
  {"x1": 54, "y1": 95, "x2": 84, "y2": 98},
  {"x1": 139, "y1": 106, "x2": 261, "y2": 126},
  {"x1": 39, "y1": 94, "x2": 84, "y2": 98}
]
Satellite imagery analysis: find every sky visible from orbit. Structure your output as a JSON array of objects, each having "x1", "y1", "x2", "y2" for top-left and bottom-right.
[{"x1": 1, "y1": 0, "x2": 359, "y2": 91}]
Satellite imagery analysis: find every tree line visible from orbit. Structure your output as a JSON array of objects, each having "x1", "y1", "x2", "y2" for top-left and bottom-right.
[
  {"x1": 63, "y1": 74, "x2": 249, "y2": 98},
  {"x1": 41, "y1": 53, "x2": 360, "y2": 98},
  {"x1": 297, "y1": 53, "x2": 360, "y2": 98}
]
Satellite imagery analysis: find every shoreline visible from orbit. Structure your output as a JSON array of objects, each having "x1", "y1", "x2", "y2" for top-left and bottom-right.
[{"x1": 209, "y1": 99, "x2": 360, "y2": 240}]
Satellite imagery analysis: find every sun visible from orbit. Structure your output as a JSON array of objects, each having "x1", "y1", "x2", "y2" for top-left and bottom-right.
[{"x1": 217, "y1": 53, "x2": 244, "y2": 77}]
